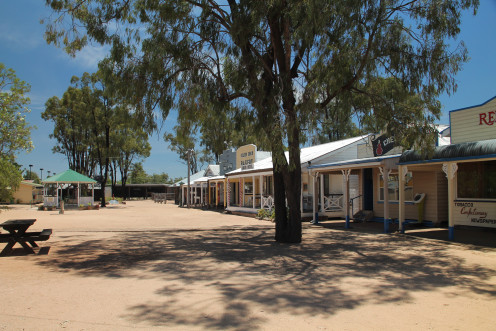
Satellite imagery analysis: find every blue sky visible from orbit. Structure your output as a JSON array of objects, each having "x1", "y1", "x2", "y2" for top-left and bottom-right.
[{"x1": 1, "y1": 1, "x2": 496, "y2": 180}]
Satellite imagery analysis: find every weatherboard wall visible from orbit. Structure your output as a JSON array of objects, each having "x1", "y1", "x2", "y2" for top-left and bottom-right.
[
  {"x1": 372, "y1": 168, "x2": 447, "y2": 223},
  {"x1": 450, "y1": 97, "x2": 496, "y2": 144}
]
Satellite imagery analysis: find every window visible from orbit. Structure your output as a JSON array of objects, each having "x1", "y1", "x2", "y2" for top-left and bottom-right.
[
  {"x1": 457, "y1": 161, "x2": 496, "y2": 199},
  {"x1": 244, "y1": 181, "x2": 253, "y2": 194},
  {"x1": 379, "y1": 172, "x2": 413, "y2": 201}
]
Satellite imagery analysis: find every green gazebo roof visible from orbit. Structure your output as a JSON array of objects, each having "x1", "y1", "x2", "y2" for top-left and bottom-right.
[{"x1": 43, "y1": 169, "x2": 97, "y2": 184}]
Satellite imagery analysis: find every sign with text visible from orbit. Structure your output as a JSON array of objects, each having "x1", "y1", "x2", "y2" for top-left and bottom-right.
[
  {"x1": 450, "y1": 97, "x2": 496, "y2": 144},
  {"x1": 453, "y1": 201, "x2": 496, "y2": 228},
  {"x1": 236, "y1": 144, "x2": 257, "y2": 170},
  {"x1": 371, "y1": 134, "x2": 395, "y2": 157}
]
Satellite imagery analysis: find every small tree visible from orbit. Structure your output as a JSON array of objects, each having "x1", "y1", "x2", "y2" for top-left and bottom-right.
[{"x1": 0, "y1": 63, "x2": 33, "y2": 202}]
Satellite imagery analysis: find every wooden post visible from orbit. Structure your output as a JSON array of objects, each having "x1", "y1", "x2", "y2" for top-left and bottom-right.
[
  {"x1": 380, "y1": 167, "x2": 391, "y2": 233},
  {"x1": 342, "y1": 169, "x2": 351, "y2": 229},
  {"x1": 398, "y1": 165, "x2": 407, "y2": 233},
  {"x1": 443, "y1": 162, "x2": 458, "y2": 241},
  {"x1": 320, "y1": 174, "x2": 324, "y2": 214},
  {"x1": 226, "y1": 178, "x2": 230, "y2": 209},
  {"x1": 252, "y1": 176, "x2": 255, "y2": 209},
  {"x1": 313, "y1": 172, "x2": 319, "y2": 224}
]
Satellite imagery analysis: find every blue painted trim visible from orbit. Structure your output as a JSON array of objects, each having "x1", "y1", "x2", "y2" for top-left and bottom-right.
[
  {"x1": 449, "y1": 226, "x2": 454, "y2": 241},
  {"x1": 439, "y1": 126, "x2": 450, "y2": 135},
  {"x1": 449, "y1": 95, "x2": 496, "y2": 143},
  {"x1": 398, "y1": 153, "x2": 496, "y2": 165},
  {"x1": 448, "y1": 95, "x2": 496, "y2": 114},
  {"x1": 345, "y1": 215, "x2": 350, "y2": 229}
]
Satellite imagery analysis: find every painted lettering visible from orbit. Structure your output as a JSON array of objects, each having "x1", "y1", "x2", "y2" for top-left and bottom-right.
[
  {"x1": 460, "y1": 206, "x2": 488, "y2": 219},
  {"x1": 479, "y1": 111, "x2": 496, "y2": 125},
  {"x1": 455, "y1": 202, "x2": 473, "y2": 207}
]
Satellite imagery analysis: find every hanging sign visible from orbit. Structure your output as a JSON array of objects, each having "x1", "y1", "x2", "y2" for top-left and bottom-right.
[{"x1": 371, "y1": 134, "x2": 395, "y2": 157}]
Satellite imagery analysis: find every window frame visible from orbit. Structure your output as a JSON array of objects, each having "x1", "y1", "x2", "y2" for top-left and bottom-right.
[{"x1": 378, "y1": 171, "x2": 414, "y2": 202}]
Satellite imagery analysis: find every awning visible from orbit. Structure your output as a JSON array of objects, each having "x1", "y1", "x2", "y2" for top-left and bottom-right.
[
  {"x1": 399, "y1": 139, "x2": 496, "y2": 165},
  {"x1": 308, "y1": 154, "x2": 401, "y2": 171}
]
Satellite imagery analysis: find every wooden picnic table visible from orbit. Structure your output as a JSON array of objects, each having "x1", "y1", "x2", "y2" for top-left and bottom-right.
[{"x1": 0, "y1": 219, "x2": 52, "y2": 256}]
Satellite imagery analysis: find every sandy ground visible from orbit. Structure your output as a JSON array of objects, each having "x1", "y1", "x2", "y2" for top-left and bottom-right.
[{"x1": 0, "y1": 200, "x2": 495, "y2": 330}]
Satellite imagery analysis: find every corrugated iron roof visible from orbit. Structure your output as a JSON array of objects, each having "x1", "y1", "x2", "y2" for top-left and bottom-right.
[
  {"x1": 399, "y1": 139, "x2": 496, "y2": 164},
  {"x1": 43, "y1": 169, "x2": 97, "y2": 183},
  {"x1": 227, "y1": 135, "x2": 370, "y2": 175}
]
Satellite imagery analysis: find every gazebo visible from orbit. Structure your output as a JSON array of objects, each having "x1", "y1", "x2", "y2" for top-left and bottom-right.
[{"x1": 42, "y1": 169, "x2": 98, "y2": 208}]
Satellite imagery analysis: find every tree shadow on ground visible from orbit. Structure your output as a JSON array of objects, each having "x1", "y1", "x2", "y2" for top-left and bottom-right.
[{"x1": 37, "y1": 226, "x2": 496, "y2": 330}]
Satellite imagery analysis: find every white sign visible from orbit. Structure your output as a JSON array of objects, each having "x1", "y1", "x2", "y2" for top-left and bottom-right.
[
  {"x1": 237, "y1": 144, "x2": 257, "y2": 170},
  {"x1": 453, "y1": 201, "x2": 496, "y2": 228}
]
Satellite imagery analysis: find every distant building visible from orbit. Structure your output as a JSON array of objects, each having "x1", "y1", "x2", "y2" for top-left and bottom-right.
[{"x1": 10, "y1": 180, "x2": 43, "y2": 204}]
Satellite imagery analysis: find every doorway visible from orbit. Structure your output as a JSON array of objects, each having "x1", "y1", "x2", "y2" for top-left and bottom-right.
[{"x1": 363, "y1": 168, "x2": 374, "y2": 210}]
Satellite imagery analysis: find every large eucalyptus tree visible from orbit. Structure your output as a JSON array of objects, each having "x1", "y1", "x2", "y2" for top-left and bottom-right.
[{"x1": 45, "y1": 0, "x2": 478, "y2": 243}]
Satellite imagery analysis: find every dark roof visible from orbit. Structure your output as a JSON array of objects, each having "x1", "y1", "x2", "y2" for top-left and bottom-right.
[
  {"x1": 123, "y1": 184, "x2": 170, "y2": 187},
  {"x1": 399, "y1": 139, "x2": 496, "y2": 164}
]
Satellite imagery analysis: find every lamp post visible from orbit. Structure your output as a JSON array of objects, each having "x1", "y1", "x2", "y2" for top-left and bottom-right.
[
  {"x1": 47, "y1": 170, "x2": 51, "y2": 177},
  {"x1": 29, "y1": 164, "x2": 33, "y2": 180},
  {"x1": 40, "y1": 168, "x2": 44, "y2": 181}
]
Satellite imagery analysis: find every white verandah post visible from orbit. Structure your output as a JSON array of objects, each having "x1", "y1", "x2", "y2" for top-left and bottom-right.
[
  {"x1": 252, "y1": 176, "x2": 256, "y2": 209},
  {"x1": 320, "y1": 174, "x2": 324, "y2": 214},
  {"x1": 341, "y1": 169, "x2": 351, "y2": 229},
  {"x1": 312, "y1": 172, "x2": 319, "y2": 224},
  {"x1": 380, "y1": 167, "x2": 392, "y2": 233},
  {"x1": 398, "y1": 165, "x2": 407, "y2": 233},
  {"x1": 259, "y1": 175, "x2": 263, "y2": 209},
  {"x1": 443, "y1": 162, "x2": 458, "y2": 241}
]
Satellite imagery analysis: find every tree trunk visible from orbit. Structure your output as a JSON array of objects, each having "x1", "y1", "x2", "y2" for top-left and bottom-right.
[{"x1": 269, "y1": 115, "x2": 302, "y2": 243}]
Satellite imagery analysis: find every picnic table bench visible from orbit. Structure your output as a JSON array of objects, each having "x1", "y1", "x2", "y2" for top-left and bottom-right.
[{"x1": 0, "y1": 219, "x2": 52, "y2": 256}]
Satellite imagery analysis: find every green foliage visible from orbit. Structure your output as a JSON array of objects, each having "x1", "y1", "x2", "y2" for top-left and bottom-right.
[
  {"x1": 23, "y1": 169, "x2": 41, "y2": 184},
  {"x1": 42, "y1": 81, "x2": 98, "y2": 175},
  {"x1": 43, "y1": 70, "x2": 152, "y2": 192},
  {"x1": 257, "y1": 209, "x2": 276, "y2": 222},
  {"x1": 128, "y1": 162, "x2": 148, "y2": 184},
  {"x1": 0, "y1": 63, "x2": 34, "y2": 158},
  {"x1": 0, "y1": 157, "x2": 22, "y2": 202},
  {"x1": 0, "y1": 63, "x2": 34, "y2": 202},
  {"x1": 128, "y1": 162, "x2": 175, "y2": 184}
]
